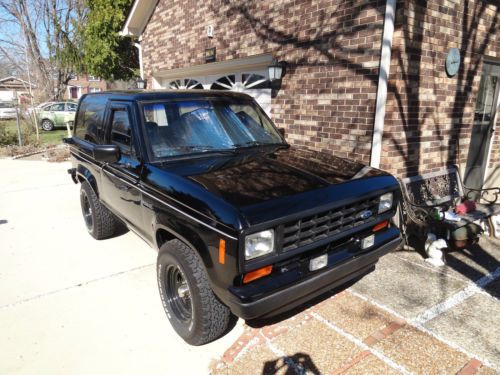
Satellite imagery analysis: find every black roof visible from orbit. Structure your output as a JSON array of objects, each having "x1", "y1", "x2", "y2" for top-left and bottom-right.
[{"x1": 82, "y1": 89, "x2": 255, "y2": 102}]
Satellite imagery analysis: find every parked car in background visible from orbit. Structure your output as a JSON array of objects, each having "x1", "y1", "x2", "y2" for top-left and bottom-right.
[
  {"x1": 0, "y1": 101, "x2": 17, "y2": 120},
  {"x1": 37, "y1": 101, "x2": 77, "y2": 131}
]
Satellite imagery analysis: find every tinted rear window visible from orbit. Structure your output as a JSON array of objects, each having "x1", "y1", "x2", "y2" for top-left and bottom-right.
[{"x1": 74, "y1": 95, "x2": 106, "y2": 143}]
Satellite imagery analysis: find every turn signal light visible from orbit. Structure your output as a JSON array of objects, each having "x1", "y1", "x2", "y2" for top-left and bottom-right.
[
  {"x1": 219, "y1": 239, "x2": 226, "y2": 265},
  {"x1": 372, "y1": 220, "x2": 389, "y2": 232},
  {"x1": 243, "y1": 265, "x2": 273, "y2": 284}
]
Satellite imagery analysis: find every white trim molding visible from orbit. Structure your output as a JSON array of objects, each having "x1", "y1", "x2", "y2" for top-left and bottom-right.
[
  {"x1": 152, "y1": 54, "x2": 273, "y2": 81},
  {"x1": 120, "y1": 0, "x2": 157, "y2": 37},
  {"x1": 370, "y1": 0, "x2": 397, "y2": 168}
]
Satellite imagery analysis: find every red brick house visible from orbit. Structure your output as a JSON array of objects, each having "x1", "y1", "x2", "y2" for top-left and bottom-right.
[
  {"x1": 121, "y1": 0, "x2": 499, "y2": 189},
  {"x1": 64, "y1": 74, "x2": 109, "y2": 100}
]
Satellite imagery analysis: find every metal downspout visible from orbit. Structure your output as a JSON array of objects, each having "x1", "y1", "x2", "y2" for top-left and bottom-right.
[{"x1": 370, "y1": 0, "x2": 397, "y2": 168}]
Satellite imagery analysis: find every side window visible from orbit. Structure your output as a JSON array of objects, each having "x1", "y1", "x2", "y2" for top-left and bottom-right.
[
  {"x1": 74, "y1": 96, "x2": 105, "y2": 143},
  {"x1": 51, "y1": 103, "x2": 65, "y2": 111},
  {"x1": 110, "y1": 109, "x2": 134, "y2": 156}
]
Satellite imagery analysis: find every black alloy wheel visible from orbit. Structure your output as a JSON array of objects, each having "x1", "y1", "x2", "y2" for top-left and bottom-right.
[
  {"x1": 157, "y1": 239, "x2": 233, "y2": 345},
  {"x1": 80, "y1": 188, "x2": 93, "y2": 232},
  {"x1": 163, "y1": 264, "x2": 192, "y2": 323}
]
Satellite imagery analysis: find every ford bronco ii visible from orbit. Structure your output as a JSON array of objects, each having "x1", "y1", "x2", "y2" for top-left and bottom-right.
[{"x1": 65, "y1": 90, "x2": 402, "y2": 345}]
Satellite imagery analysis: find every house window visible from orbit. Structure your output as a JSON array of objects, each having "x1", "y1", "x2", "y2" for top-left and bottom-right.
[
  {"x1": 88, "y1": 75, "x2": 101, "y2": 82},
  {"x1": 89, "y1": 87, "x2": 102, "y2": 93},
  {"x1": 69, "y1": 73, "x2": 78, "y2": 81}
]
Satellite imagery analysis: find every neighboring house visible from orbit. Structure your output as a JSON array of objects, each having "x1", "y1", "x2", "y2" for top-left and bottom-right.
[
  {"x1": 122, "y1": 0, "x2": 500, "y2": 190},
  {"x1": 65, "y1": 74, "x2": 109, "y2": 100},
  {"x1": 0, "y1": 76, "x2": 34, "y2": 104}
]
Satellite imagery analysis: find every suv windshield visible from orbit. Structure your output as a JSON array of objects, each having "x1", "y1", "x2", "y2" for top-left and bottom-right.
[
  {"x1": 142, "y1": 99, "x2": 285, "y2": 159},
  {"x1": 0, "y1": 102, "x2": 13, "y2": 108}
]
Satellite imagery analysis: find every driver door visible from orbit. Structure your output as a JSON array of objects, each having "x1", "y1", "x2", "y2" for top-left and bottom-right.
[{"x1": 100, "y1": 103, "x2": 145, "y2": 236}]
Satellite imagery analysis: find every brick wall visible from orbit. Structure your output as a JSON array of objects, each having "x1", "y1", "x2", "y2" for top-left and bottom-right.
[
  {"x1": 380, "y1": 0, "x2": 500, "y2": 183},
  {"x1": 141, "y1": 0, "x2": 499, "y2": 182},
  {"x1": 142, "y1": 0, "x2": 386, "y2": 164}
]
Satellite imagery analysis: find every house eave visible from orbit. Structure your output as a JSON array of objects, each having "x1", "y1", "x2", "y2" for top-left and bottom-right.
[{"x1": 120, "y1": 0, "x2": 157, "y2": 37}]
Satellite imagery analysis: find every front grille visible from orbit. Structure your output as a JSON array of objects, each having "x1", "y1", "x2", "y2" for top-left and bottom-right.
[{"x1": 281, "y1": 197, "x2": 379, "y2": 252}]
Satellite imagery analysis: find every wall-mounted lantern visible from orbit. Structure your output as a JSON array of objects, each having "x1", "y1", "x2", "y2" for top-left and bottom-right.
[
  {"x1": 136, "y1": 78, "x2": 147, "y2": 89},
  {"x1": 268, "y1": 60, "x2": 286, "y2": 98},
  {"x1": 268, "y1": 60, "x2": 285, "y2": 82}
]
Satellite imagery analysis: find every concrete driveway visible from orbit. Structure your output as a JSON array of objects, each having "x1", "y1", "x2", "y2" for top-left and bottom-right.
[
  {"x1": 1, "y1": 159, "x2": 499, "y2": 374},
  {"x1": 212, "y1": 238, "x2": 500, "y2": 374},
  {"x1": 0, "y1": 159, "x2": 244, "y2": 374}
]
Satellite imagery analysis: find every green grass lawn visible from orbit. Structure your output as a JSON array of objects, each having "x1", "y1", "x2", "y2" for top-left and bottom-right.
[{"x1": 0, "y1": 119, "x2": 68, "y2": 146}]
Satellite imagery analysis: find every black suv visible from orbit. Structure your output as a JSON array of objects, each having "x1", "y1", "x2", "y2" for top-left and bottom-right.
[{"x1": 65, "y1": 90, "x2": 402, "y2": 345}]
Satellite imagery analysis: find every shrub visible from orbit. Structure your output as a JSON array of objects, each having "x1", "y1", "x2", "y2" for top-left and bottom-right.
[{"x1": 0, "y1": 125, "x2": 18, "y2": 146}]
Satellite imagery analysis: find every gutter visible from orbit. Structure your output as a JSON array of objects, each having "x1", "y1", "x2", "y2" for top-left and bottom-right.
[
  {"x1": 370, "y1": 0, "x2": 397, "y2": 169},
  {"x1": 134, "y1": 42, "x2": 144, "y2": 79}
]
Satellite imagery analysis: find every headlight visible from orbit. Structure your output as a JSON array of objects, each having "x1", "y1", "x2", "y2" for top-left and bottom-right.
[
  {"x1": 245, "y1": 230, "x2": 274, "y2": 260},
  {"x1": 378, "y1": 192, "x2": 393, "y2": 213}
]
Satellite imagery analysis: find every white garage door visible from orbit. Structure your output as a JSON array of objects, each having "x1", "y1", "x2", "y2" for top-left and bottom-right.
[{"x1": 160, "y1": 69, "x2": 272, "y2": 115}]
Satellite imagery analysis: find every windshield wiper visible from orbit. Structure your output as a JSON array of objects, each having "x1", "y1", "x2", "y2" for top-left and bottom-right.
[
  {"x1": 167, "y1": 145, "x2": 231, "y2": 153},
  {"x1": 160, "y1": 145, "x2": 237, "y2": 158},
  {"x1": 233, "y1": 141, "x2": 288, "y2": 149}
]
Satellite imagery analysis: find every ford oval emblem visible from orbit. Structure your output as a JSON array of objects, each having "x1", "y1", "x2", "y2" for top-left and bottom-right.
[{"x1": 358, "y1": 210, "x2": 373, "y2": 220}]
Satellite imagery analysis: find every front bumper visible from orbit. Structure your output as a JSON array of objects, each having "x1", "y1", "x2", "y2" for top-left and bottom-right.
[{"x1": 226, "y1": 230, "x2": 402, "y2": 320}]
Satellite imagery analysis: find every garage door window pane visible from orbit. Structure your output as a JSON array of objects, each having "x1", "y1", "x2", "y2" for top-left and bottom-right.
[
  {"x1": 241, "y1": 74, "x2": 270, "y2": 89},
  {"x1": 169, "y1": 79, "x2": 203, "y2": 89},
  {"x1": 211, "y1": 75, "x2": 236, "y2": 90}
]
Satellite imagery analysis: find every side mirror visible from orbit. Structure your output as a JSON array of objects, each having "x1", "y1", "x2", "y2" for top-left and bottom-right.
[
  {"x1": 93, "y1": 144, "x2": 120, "y2": 163},
  {"x1": 278, "y1": 128, "x2": 285, "y2": 137}
]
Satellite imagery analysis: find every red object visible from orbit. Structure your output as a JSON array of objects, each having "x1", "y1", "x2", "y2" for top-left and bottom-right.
[
  {"x1": 372, "y1": 220, "x2": 389, "y2": 232},
  {"x1": 455, "y1": 200, "x2": 476, "y2": 215}
]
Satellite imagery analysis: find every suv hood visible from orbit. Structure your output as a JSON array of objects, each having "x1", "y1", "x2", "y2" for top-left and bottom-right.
[{"x1": 147, "y1": 147, "x2": 399, "y2": 229}]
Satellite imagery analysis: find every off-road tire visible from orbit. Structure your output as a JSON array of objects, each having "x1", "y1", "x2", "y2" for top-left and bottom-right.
[
  {"x1": 80, "y1": 181, "x2": 126, "y2": 240},
  {"x1": 41, "y1": 119, "x2": 54, "y2": 131},
  {"x1": 157, "y1": 239, "x2": 233, "y2": 345}
]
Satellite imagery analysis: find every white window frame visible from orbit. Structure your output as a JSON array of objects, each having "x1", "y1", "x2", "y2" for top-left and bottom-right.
[{"x1": 67, "y1": 86, "x2": 81, "y2": 99}]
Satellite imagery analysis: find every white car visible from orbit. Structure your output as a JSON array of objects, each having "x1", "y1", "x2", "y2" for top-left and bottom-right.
[{"x1": 0, "y1": 102, "x2": 17, "y2": 120}]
